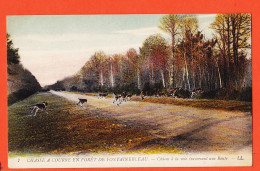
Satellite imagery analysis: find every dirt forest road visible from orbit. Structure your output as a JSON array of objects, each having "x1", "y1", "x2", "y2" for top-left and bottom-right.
[{"x1": 50, "y1": 90, "x2": 252, "y2": 154}]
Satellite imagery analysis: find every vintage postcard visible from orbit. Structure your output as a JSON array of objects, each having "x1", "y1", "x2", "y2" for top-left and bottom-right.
[{"x1": 6, "y1": 13, "x2": 253, "y2": 169}]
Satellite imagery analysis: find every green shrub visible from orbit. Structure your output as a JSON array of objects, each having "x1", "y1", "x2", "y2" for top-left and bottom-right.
[
  {"x1": 198, "y1": 87, "x2": 252, "y2": 101},
  {"x1": 239, "y1": 87, "x2": 252, "y2": 102},
  {"x1": 199, "y1": 90, "x2": 217, "y2": 99},
  {"x1": 8, "y1": 89, "x2": 36, "y2": 105},
  {"x1": 175, "y1": 89, "x2": 191, "y2": 98},
  {"x1": 215, "y1": 88, "x2": 239, "y2": 100}
]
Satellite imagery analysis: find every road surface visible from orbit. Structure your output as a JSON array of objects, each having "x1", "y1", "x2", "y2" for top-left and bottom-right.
[{"x1": 50, "y1": 91, "x2": 252, "y2": 154}]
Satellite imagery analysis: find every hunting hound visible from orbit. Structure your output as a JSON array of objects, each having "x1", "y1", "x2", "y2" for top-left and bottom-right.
[
  {"x1": 31, "y1": 102, "x2": 48, "y2": 116},
  {"x1": 77, "y1": 98, "x2": 88, "y2": 106}
]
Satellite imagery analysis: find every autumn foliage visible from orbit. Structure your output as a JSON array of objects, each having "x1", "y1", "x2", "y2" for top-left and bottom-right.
[{"x1": 48, "y1": 14, "x2": 251, "y2": 101}]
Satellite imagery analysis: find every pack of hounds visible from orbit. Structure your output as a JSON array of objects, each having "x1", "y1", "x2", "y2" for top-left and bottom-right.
[
  {"x1": 97, "y1": 92, "x2": 133, "y2": 106},
  {"x1": 112, "y1": 92, "x2": 133, "y2": 106},
  {"x1": 30, "y1": 89, "x2": 203, "y2": 116},
  {"x1": 29, "y1": 92, "x2": 131, "y2": 116}
]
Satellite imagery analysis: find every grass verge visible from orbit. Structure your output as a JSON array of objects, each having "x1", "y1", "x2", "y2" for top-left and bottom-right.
[
  {"x1": 132, "y1": 97, "x2": 252, "y2": 112},
  {"x1": 8, "y1": 92, "x2": 180, "y2": 155}
]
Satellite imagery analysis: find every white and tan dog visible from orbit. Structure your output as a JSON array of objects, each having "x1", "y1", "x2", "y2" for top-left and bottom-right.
[{"x1": 31, "y1": 102, "x2": 48, "y2": 116}]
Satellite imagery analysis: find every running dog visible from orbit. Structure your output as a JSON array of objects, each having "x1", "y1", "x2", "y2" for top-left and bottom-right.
[
  {"x1": 31, "y1": 102, "x2": 48, "y2": 116},
  {"x1": 77, "y1": 98, "x2": 88, "y2": 106},
  {"x1": 121, "y1": 92, "x2": 127, "y2": 102},
  {"x1": 126, "y1": 93, "x2": 133, "y2": 101},
  {"x1": 98, "y1": 93, "x2": 108, "y2": 99},
  {"x1": 113, "y1": 94, "x2": 121, "y2": 106}
]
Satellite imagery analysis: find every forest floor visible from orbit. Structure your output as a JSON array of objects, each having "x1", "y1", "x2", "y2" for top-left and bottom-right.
[{"x1": 8, "y1": 91, "x2": 252, "y2": 156}]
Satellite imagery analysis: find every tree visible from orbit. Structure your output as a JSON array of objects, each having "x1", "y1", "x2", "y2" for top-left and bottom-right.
[
  {"x1": 123, "y1": 49, "x2": 138, "y2": 87},
  {"x1": 7, "y1": 34, "x2": 20, "y2": 65},
  {"x1": 7, "y1": 34, "x2": 41, "y2": 105},
  {"x1": 139, "y1": 34, "x2": 171, "y2": 88},
  {"x1": 176, "y1": 15, "x2": 199, "y2": 91},
  {"x1": 179, "y1": 15, "x2": 199, "y2": 36},
  {"x1": 210, "y1": 14, "x2": 251, "y2": 89},
  {"x1": 89, "y1": 51, "x2": 107, "y2": 87},
  {"x1": 159, "y1": 14, "x2": 182, "y2": 87}
]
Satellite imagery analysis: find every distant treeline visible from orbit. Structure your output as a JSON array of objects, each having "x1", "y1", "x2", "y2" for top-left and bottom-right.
[{"x1": 7, "y1": 34, "x2": 41, "y2": 105}]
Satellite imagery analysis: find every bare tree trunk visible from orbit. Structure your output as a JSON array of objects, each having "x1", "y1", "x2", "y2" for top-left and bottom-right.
[
  {"x1": 199, "y1": 66, "x2": 202, "y2": 88},
  {"x1": 203, "y1": 68, "x2": 208, "y2": 90},
  {"x1": 231, "y1": 15, "x2": 238, "y2": 67},
  {"x1": 149, "y1": 64, "x2": 152, "y2": 84},
  {"x1": 192, "y1": 60, "x2": 196, "y2": 90},
  {"x1": 235, "y1": 15, "x2": 242, "y2": 88},
  {"x1": 171, "y1": 33, "x2": 175, "y2": 88},
  {"x1": 242, "y1": 75, "x2": 246, "y2": 88},
  {"x1": 222, "y1": 17, "x2": 228, "y2": 88},
  {"x1": 192, "y1": 71, "x2": 196, "y2": 90},
  {"x1": 100, "y1": 70, "x2": 104, "y2": 86},
  {"x1": 110, "y1": 62, "x2": 114, "y2": 88},
  {"x1": 151, "y1": 63, "x2": 155, "y2": 85},
  {"x1": 182, "y1": 66, "x2": 186, "y2": 89},
  {"x1": 137, "y1": 68, "x2": 141, "y2": 90},
  {"x1": 168, "y1": 68, "x2": 173, "y2": 87},
  {"x1": 227, "y1": 15, "x2": 231, "y2": 85},
  {"x1": 169, "y1": 65, "x2": 174, "y2": 87},
  {"x1": 184, "y1": 54, "x2": 191, "y2": 90},
  {"x1": 216, "y1": 59, "x2": 223, "y2": 88},
  {"x1": 160, "y1": 69, "x2": 165, "y2": 88}
]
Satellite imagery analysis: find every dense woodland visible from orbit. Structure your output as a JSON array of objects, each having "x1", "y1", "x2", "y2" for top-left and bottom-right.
[
  {"x1": 7, "y1": 34, "x2": 41, "y2": 105},
  {"x1": 48, "y1": 14, "x2": 251, "y2": 101}
]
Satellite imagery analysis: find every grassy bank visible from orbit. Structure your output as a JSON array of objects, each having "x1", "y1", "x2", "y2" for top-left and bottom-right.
[
  {"x1": 8, "y1": 89, "x2": 39, "y2": 106},
  {"x1": 8, "y1": 92, "x2": 180, "y2": 155}
]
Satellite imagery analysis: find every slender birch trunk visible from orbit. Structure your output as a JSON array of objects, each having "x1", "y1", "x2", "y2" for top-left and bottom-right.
[
  {"x1": 183, "y1": 66, "x2": 186, "y2": 89},
  {"x1": 151, "y1": 63, "x2": 155, "y2": 85},
  {"x1": 137, "y1": 68, "x2": 141, "y2": 90},
  {"x1": 100, "y1": 70, "x2": 104, "y2": 86},
  {"x1": 216, "y1": 59, "x2": 222, "y2": 88},
  {"x1": 110, "y1": 62, "x2": 114, "y2": 88},
  {"x1": 160, "y1": 69, "x2": 165, "y2": 88},
  {"x1": 199, "y1": 66, "x2": 202, "y2": 88},
  {"x1": 184, "y1": 54, "x2": 191, "y2": 90},
  {"x1": 192, "y1": 71, "x2": 196, "y2": 90}
]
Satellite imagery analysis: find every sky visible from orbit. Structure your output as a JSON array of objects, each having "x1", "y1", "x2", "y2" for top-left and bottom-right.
[{"x1": 7, "y1": 14, "x2": 216, "y2": 87}]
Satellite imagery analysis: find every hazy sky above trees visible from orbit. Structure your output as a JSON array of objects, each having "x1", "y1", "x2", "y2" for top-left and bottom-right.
[{"x1": 7, "y1": 14, "x2": 216, "y2": 86}]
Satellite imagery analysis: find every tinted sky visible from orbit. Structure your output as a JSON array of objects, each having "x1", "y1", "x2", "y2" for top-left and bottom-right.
[{"x1": 7, "y1": 14, "x2": 216, "y2": 86}]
